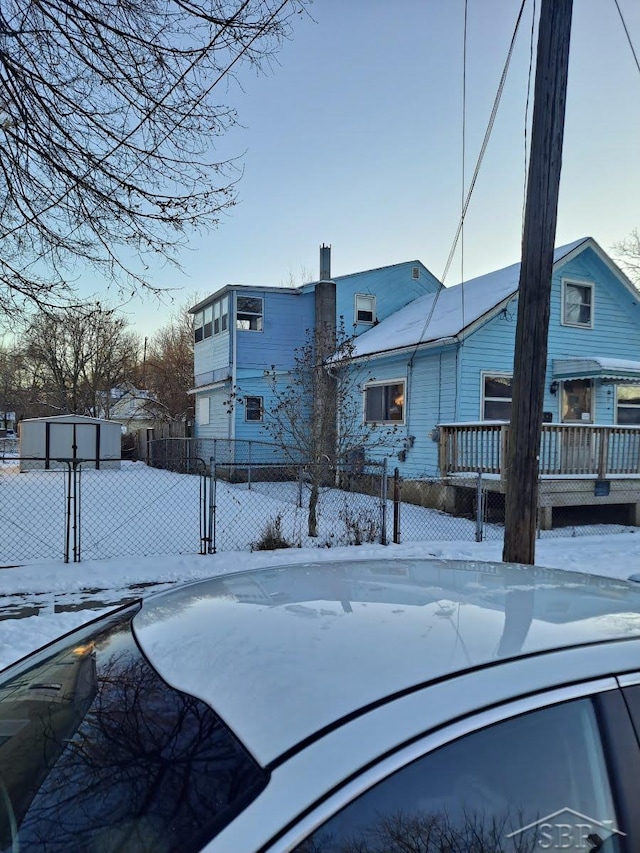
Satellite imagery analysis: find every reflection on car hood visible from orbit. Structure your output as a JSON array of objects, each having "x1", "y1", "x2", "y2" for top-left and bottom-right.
[{"x1": 132, "y1": 558, "x2": 640, "y2": 765}]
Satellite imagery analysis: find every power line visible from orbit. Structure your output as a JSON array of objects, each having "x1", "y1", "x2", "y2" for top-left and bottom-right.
[
  {"x1": 440, "y1": 0, "x2": 529, "y2": 285},
  {"x1": 613, "y1": 0, "x2": 640, "y2": 77},
  {"x1": 408, "y1": 0, "x2": 529, "y2": 371}
]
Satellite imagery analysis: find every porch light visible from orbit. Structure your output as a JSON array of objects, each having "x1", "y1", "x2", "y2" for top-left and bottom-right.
[{"x1": 549, "y1": 381, "x2": 559, "y2": 395}]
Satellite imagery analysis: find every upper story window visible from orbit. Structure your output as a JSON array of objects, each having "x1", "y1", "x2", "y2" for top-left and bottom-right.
[
  {"x1": 482, "y1": 373, "x2": 512, "y2": 420},
  {"x1": 214, "y1": 295, "x2": 229, "y2": 335},
  {"x1": 364, "y1": 381, "x2": 405, "y2": 424},
  {"x1": 203, "y1": 304, "x2": 213, "y2": 338},
  {"x1": 355, "y1": 293, "x2": 376, "y2": 324},
  {"x1": 237, "y1": 296, "x2": 263, "y2": 331},
  {"x1": 616, "y1": 384, "x2": 640, "y2": 425},
  {"x1": 562, "y1": 281, "x2": 593, "y2": 328},
  {"x1": 194, "y1": 311, "x2": 204, "y2": 343},
  {"x1": 194, "y1": 296, "x2": 230, "y2": 342}
]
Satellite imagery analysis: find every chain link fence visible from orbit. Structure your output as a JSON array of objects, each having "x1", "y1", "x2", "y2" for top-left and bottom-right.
[
  {"x1": 0, "y1": 456, "x2": 211, "y2": 565},
  {"x1": 0, "y1": 461, "x2": 71, "y2": 565},
  {"x1": 3, "y1": 438, "x2": 640, "y2": 565},
  {"x1": 211, "y1": 461, "x2": 390, "y2": 552}
]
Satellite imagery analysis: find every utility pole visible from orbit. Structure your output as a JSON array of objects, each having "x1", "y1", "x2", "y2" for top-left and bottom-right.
[{"x1": 503, "y1": 0, "x2": 573, "y2": 565}]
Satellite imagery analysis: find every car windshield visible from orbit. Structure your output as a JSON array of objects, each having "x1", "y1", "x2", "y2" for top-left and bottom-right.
[{"x1": 0, "y1": 603, "x2": 268, "y2": 852}]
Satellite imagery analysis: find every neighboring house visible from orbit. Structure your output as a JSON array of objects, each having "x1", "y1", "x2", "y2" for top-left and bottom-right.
[
  {"x1": 109, "y1": 385, "x2": 166, "y2": 433},
  {"x1": 0, "y1": 411, "x2": 17, "y2": 437},
  {"x1": 349, "y1": 237, "x2": 640, "y2": 526},
  {"x1": 189, "y1": 247, "x2": 441, "y2": 455}
]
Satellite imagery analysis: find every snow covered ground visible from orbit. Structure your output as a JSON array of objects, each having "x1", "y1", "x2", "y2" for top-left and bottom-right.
[
  {"x1": 2, "y1": 531, "x2": 640, "y2": 673},
  {"x1": 2, "y1": 458, "x2": 640, "y2": 672}
]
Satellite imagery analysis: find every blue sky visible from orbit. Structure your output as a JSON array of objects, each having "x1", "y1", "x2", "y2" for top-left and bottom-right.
[{"x1": 120, "y1": 0, "x2": 640, "y2": 339}]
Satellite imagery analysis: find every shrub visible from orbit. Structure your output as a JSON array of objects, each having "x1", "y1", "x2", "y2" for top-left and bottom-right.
[
  {"x1": 342, "y1": 502, "x2": 380, "y2": 546},
  {"x1": 251, "y1": 513, "x2": 293, "y2": 551}
]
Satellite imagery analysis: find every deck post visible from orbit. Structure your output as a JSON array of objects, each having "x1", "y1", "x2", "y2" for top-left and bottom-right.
[
  {"x1": 598, "y1": 428, "x2": 609, "y2": 480},
  {"x1": 500, "y1": 425, "x2": 509, "y2": 481}
]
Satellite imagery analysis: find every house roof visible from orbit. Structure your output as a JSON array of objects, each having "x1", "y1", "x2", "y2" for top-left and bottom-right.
[
  {"x1": 350, "y1": 238, "x2": 591, "y2": 359},
  {"x1": 190, "y1": 284, "x2": 300, "y2": 314}
]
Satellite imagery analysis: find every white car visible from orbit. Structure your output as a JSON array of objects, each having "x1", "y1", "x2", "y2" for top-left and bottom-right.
[{"x1": 2, "y1": 558, "x2": 640, "y2": 852}]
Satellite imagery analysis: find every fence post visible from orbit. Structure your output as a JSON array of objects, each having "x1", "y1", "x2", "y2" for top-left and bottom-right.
[
  {"x1": 199, "y1": 469, "x2": 206, "y2": 554},
  {"x1": 209, "y1": 458, "x2": 216, "y2": 553},
  {"x1": 64, "y1": 461, "x2": 72, "y2": 563},
  {"x1": 475, "y1": 471, "x2": 484, "y2": 543},
  {"x1": 380, "y1": 459, "x2": 388, "y2": 545},
  {"x1": 393, "y1": 467, "x2": 401, "y2": 544},
  {"x1": 248, "y1": 440, "x2": 252, "y2": 490},
  {"x1": 298, "y1": 465, "x2": 304, "y2": 508}
]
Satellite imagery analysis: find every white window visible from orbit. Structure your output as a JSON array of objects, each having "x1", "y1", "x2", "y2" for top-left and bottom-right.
[
  {"x1": 197, "y1": 396, "x2": 210, "y2": 426},
  {"x1": 364, "y1": 381, "x2": 405, "y2": 424},
  {"x1": 237, "y1": 296, "x2": 263, "y2": 331},
  {"x1": 562, "y1": 281, "x2": 593, "y2": 328},
  {"x1": 203, "y1": 305, "x2": 213, "y2": 339},
  {"x1": 482, "y1": 373, "x2": 513, "y2": 420},
  {"x1": 616, "y1": 384, "x2": 640, "y2": 425},
  {"x1": 244, "y1": 396, "x2": 263, "y2": 422},
  {"x1": 355, "y1": 294, "x2": 376, "y2": 324},
  {"x1": 220, "y1": 295, "x2": 229, "y2": 332},
  {"x1": 194, "y1": 311, "x2": 204, "y2": 343}
]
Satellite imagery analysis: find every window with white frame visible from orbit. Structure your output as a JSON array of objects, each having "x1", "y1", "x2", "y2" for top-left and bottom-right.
[
  {"x1": 203, "y1": 304, "x2": 213, "y2": 338},
  {"x1": 237, "y1": 296, "x2": 263, "y2": 331},
  {"x1": 562, "y1": 281, "x2": 593, "y2": 328},
  {"x1": 482, "y1": 374, "x2": 513, "y2": 420},
  {"x1": 197, "y1": 396, "x2": 210, "y2": 426},
  {"x1": 244, "y1": 396, "x2": 263, "y2": 422},
  {"x1": 616, "y1": 384, "x2": 640, "y2": 425},
  {"x1": 364, "y1": 381, "x2": 405, "y2": 424},
  {"x1": 355, "y1": 294, "x2": 376, "y2": 324},
  {"x1": 220, "y1": 295, "x2": 229, "y2": 332},
  {"x1": 194, "y1": 311, "x2": 204, "y2": 343},
  {"x1": 213, "y1": 295, "x2": 229, "y2": 334}
]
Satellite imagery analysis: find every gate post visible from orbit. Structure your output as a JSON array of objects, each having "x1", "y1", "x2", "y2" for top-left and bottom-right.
[
  {"x1": 393, "y1": 467, "x2": 401, "y2": 545},
  {"x1": 209, "y1": 458, "x2": 216, "y2": 554},
  {"x1": 380, "y1": 459, "x2": 388, "y2": 545},
  {"x1": 475, "y1": 472, "x2": 484, "y2": 543}
]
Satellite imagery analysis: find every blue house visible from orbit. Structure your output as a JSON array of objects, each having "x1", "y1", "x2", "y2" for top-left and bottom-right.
[
  {"x1": 348, "y1": 237, "x2": 640, "y2": 526},
  {"x1": 190, "y1": 246, "x2": 441, "y2": 455}
]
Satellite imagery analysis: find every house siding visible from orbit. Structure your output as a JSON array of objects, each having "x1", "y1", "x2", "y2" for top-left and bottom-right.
[
  {"x1": 335, "y1": 262, "x2": 441, "y2": 334},
  {"x1": 235, "y1": 289, "x2": 314, "y2": 371},
  {"x1": 352, "y1": 346, "x2": 458, "y2": 479},
  {"x1": 450, "y1": 246, "x2": 640, "y2": 430},
  {"x1": 195, "y1": 385, "x2": 231, "y2": 440}
]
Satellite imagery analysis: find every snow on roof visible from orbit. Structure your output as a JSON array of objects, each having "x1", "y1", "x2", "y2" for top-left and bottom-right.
[{"x1": 351, "y1": 238, "x2": 590, "y2": 359}]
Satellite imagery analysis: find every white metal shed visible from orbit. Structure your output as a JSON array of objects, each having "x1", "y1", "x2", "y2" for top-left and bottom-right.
[{"x1": 19, "y1": 415, "x2": 121, "y2": 471}]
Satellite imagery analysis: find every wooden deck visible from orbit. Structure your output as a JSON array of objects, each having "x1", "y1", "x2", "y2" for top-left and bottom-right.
[
  {"x1": 438, "y1": 422, "x2": 640, "y2": 478},
  {"x1": 437, "y1": 422, "x2": 640, "y2": 528}
]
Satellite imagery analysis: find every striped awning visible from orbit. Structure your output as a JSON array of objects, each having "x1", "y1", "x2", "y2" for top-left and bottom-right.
[{"x1": 552, "y1": 357, "x2": 640, "y2": 383}]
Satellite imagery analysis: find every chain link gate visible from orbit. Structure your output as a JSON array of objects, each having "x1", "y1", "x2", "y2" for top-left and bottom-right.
[{"x1": 68, "y1": 457, "x2": 211, "y2": 561}]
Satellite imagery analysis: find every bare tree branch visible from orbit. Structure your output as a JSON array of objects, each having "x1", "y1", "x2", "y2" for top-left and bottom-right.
[{"x1": 0, "y1": 0, "x2": 306, "y2": 316}]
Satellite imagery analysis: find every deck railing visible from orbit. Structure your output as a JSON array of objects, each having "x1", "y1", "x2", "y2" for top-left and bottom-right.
[{"x1": 438, "y1": 422, "x2": 640, "y2": 478}]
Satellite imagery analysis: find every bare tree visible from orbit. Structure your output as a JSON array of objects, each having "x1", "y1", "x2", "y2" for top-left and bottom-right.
[
  {"x1": 144, "y1": 298, "x2": 195, "y2": 422},
  {"x1": 243, "y1": 322, "x2": 398, "y2": 537},
  {"x1": 25, "y1": 304, "x2": 139, "y2": 415},
  {"x1": 0, "y1": 0, "x2": 305, "y2": 317},
  {"x1": 0, "y1": 343, "x2": 28, "y2": 424},
  {"x1": 613, "y1": 229, "x2": 640, "y2": 286}
]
